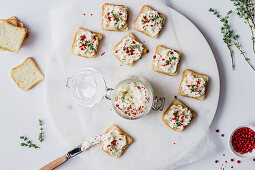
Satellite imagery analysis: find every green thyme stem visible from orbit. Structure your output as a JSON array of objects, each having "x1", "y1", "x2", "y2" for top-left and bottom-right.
[
  {"x1": 231, "y1": 0, "x2": 255, "y2": 54},
  {"x1": 233, "y1": 35, "x2": 255, "y2": 70},
  {"x1": 209, "y1": 8, "x2": 235, "y2": 70},
  {"x1": 20, "y1": 136, "x2": 40, "y2": 149},
  {"x1": 38, "y1": 119, "x2": 44, "y2": 142}
]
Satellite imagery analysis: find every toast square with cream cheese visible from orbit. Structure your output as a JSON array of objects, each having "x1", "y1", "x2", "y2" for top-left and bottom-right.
[
  {"x1": 133, "y1": 5, "x2": 165, "y2": 39},
  {"x1": 178, "y1": 69, "x2": 209, "y2": 100},
  {"x1": 101, "y1": 3, "x2": 128, "y2": 31},
  {"x1": 162, "y1": 98, "x2": 196, "y2": 132},
  {"x1": 112, "y1": 32, "x2": 147, "y2": 66},
  {"x1": 152, "y1": 45, "x2": 181, "y2": 76},
  {"x1": 71, "y1": 27, "x2": 103, "y2": 58},
  {"x1": 98, "y1": 124, "x2": 133, "y2": 158}
]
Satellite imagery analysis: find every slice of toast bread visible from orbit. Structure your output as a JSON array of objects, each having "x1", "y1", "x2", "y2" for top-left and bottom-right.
[
  {"x1": 152, "y1": 45, "x2": 181, "y2": 76},
  {"x1": 112, "y1": 32, "x2": 147, "y2": 66},
  {"x1": 101, "y1": 3, "x2": 128, "y2": 31},
  {"x1": 71, "y1": 27, "x2": 103, "y2": 58},
  {"x1": 10, "y1": 57, "x2": 43, "y2": 91},
  {"x1": 133, "y1": 5, "x2": 165, "y2": 39},
  {"x1": 0, "y1": 19, "x2": 27, "y2": 53},
  {"x1": 162, "y1": 98, "x2": 196, "y2": 132},
  {"x1": 98, "y1": 124, "x2": 133, "y2": 158},
  {"x1": 178, "y1": 69, "x2": 209, "y2": 100},
  {"x1": 7, "y1": 16, "x2": 18, "y2": 26},
  {"x1": 6, "y1": 16, "x2": 28, "y2": 38},
  {"x1": 0, "y1": 17, "x2": 28, "y2": 52}
]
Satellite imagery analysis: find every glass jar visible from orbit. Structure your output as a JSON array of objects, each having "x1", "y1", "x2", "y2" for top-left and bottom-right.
[{"x1": 66, "y1": 67, "x2": 165, "y2": 120}]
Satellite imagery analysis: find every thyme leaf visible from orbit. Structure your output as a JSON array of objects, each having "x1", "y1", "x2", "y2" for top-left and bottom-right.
[
  {"x1": 20, "y1": 136, "x2": 40, "y2": 149},
  {"x1": 230, "y1": 0, "x2": 255, "y2": 54},
  {"x1": 38, "y1": 119, "x2": 44, "y2": 142}
]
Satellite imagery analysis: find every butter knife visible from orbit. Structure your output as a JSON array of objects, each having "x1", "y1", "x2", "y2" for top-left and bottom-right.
[{"x1": 40, "y1": 134, "x2": 106, "y2": 170}]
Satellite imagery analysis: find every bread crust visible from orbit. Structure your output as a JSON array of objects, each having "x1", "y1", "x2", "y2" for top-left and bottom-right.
[
  {"x1": 178, "y1": 69, "x2": 209, "y2": 100},
  {"x1": 7, "y1": 16, "x2": 18, "y2": 26},
  {"x1": 133, "y1": 5, "x2": 165, "y2": 39},
  {"x1": 6, "y1": 16, "x2": 29, "y2": 38},
  {"x1": 71, "y1": 27, "x2": 103, "y2": 58},
  {"x1": 98, "y1": 124, "x2": 133, "y2": 158},
  {"x1": 0, "y1": 19, "x2": 27, "y2": 53},
  {"x1": 101, "y1": 3, "x2": 128, "y2": 32},
  {"x1": 112, "y1": 32, "x2": 147, "y2": 66},
  {"x1": 162, "y1": 98, "x2": 196, "y2": 132},
  {"x1": 10, "y1": 57, "x2": 44, "y2": 91},
  {"x1": 151, "y1": 45, "x2": 181, "y2": 76}
]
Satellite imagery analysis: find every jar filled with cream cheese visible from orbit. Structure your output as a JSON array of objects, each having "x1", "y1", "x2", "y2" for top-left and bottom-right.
[{"x1": 66, "y1": 67, "x2": 165, "y2": 120}]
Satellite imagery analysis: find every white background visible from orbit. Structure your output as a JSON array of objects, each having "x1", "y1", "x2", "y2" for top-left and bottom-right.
[{"x1": 0, "y1": 0, "x2": 255, "y2": 170}]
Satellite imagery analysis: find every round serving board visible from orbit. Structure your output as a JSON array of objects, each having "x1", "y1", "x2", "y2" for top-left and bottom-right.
[{"x1": 45, "y1": 0, "x2": 220, "y2": 169}]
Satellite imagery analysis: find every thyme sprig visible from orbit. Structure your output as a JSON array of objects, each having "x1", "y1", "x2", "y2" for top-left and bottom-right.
[
  {"x1": 20, "y1": 136, "x2": 40, "y2": 149},
  {"x1": 230, "y1": 0, "x2": 255, "y2": 54},
  {"x1": 209, "y1": 8, "x2": 255, "y2": 71},
  {"x1": 38, "y1": 119, "x2": 44, "y2": 142},
  {"x1": 233, "y1": 34, "x2": 255, "y2": 70},
  {"x1": 209, "y1": 8, "x2": 235, "y2": 70}
]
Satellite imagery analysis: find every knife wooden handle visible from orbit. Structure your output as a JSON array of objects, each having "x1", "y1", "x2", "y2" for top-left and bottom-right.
[{"x1": 40, "y1": 155, "x2": 68, "y2": 170}]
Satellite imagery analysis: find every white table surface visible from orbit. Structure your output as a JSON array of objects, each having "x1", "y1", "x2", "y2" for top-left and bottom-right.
[{"x1": 0, "y1": 0, "x2": 254, "y2": 169}]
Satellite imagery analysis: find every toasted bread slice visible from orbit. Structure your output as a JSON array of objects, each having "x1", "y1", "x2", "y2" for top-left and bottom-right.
[
  {"x1": 178, "y1": 69, "x2": 209, "y2": 100},
  {"x1": 133, "y1": 5, "x2": 165, "y2": 39},
  {"x1": 0, "y1": 17, "x2": 28, "y2": 52},
  {"x1": 10, "y1": 57, "x2": 43, "y2": 91},
  {"x1": 101, "y1": 3, "x2": 128, "y2": 31},
  {"x1": 98, "y1": 124, "x2": 133, "y2": 158},
  {"x1": 162, "y1": 98, "x2": 196, "y2": 132},
  {"x1": 71, "y1": 27, "x2": 103, "y2": 58},
  {"x1": 6, "y1": 16, "x2": 28, "y2": 38},
  {"x1": 152, "y1": 45, "x2": 181, "y2": 76},
  {"x1": 112, "y1": 32, "x2": 147, "y2": 66},
  {"x1": 0, "y1": 19, "x2": 27, "y2": 53}
]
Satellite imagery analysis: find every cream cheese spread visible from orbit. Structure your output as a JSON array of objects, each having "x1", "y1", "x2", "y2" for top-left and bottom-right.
[
  {"x1": 81, "y1": 133, "x2": 106, "y2": 151},
  {"x1": 180, "y1": 72, "x2": 206, "y2": 97},
  {"x1": 100, "y1": 129, "x2": 127, "y2": 157},
  {"x1": 103, "y1": 4, "x2": 128, "y2": 31},
  {"x1": 73, "y1": 30, "x2": 99, "y2": 57},
  {"x1": 164, "y1": 105, "x2": 192, "y2": 131},
  {"x1": 137, "y1": 9, "x2": 163, "y2": 37},
  {"x1": 114, "y1": 36, "x2": 144, "y2": 65},
  {"x1": 114, "y1": 81, "x2": 150, "y2": 118},
  {"x1": 152, "y1": 48, "x2": 180, "y2": 74}
]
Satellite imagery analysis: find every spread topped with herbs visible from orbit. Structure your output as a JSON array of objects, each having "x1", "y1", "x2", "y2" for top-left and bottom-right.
[
  {"x1": 180, "y1": 72, "x2": 206, "y2": 97},
  {"x1": 114, "y1": 36, "x2": 144, "y2": 65},
  {"x1": 152, "y1": 48, "x2": 180, "y2": 74},
  {"x1": 137, "y1": 9, "x2": 163, "y2": 37},
  {"x1": 163, "y1": 105, "x2": 192, "y2": 131},
  {"x1": 114, "y1": 81, "x2": 150, "y2": 119},
  {"x1": 103, "y1": 4, "x2": 128, "y2": 31},
  {"x1": 73, "y1": 30, "x2": 99, "y2": 57},
  {"x1": 100, "y1": 129, "x2": 127, "y2": 157}
]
